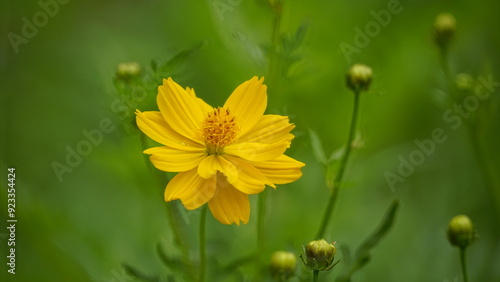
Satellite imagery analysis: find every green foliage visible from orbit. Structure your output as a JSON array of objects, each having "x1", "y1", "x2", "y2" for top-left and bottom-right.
[
  {"x1": 2, "y1": 0, "x2": 500, "y2": 281},
  {"x1": 336, "y1": 200, "x2": 400, "y2": 282}
]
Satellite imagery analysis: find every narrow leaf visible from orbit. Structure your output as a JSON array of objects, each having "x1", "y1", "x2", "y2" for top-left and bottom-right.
[{"x1": 309, "y1": 129, "x2": 327, "y2": 164}]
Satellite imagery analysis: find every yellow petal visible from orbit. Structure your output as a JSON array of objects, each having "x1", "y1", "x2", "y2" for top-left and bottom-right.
[
  {"x1": 144, "y1": 146, "x2": 207, "y2": 172},
  {"x1": 186, "y1": 87, "x2": 214, "y2": 114},
  {"x1": 223, "y1": 77, "x2": 267, "y2": 136},
  {"x1": 165, "y1": 169, "x2": 216, "y2": 210},
  {"x1": 252, "y1": 155, "x2": 305, "y2": 185},
  {"x1": 238, "y1": 114, "x2": 295, "y2": 144},
  {"x1": 208, "y1": 173, "x2": 250, "y2": 225},
  {"x1": 136, "y1": 110, "x2": 203, "y2": 149},
  {"x1": 224, "y1": 155, "x2": 271, "y2": 194},
  {"x1": 157, "y1": 78, "x2": 209, "y2": 142},
  {"x1": 225, "y1": 141, "x2": 290, "y2": 162},
  {"x1": 197, "y1": 155, "x2": 238, "y2": 184}
]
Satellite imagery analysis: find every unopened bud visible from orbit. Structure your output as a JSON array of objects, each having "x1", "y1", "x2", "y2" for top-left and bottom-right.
[
  {"x1": 116, "y1": 62, "x2": 141, "y2": 80},
  {"x1": 455, "y1": 73, "x2": 474, "y2": 92},
  {"x1": 270, "y1": 251, "x2": 296, "y2": 280},
  {"x1": 300, "y1": 239, "x2": 337, "y2": 271},
  {"x1": 447, "y1": 215, "x2": 475, "y2": 248},
  {"x1": 434, "y1": 13, "x2": 456, "y2": 49},
  {"x1": 346, "y1": 64, "x2": 373, "y2": 92}
]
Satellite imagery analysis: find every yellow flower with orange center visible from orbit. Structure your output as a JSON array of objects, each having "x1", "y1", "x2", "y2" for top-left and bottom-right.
[{"x1": 136, "y1": 76, "x2": 304, "y2": 225}]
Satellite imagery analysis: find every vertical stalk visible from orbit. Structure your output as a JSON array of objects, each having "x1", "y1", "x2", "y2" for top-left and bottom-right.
[
  {"x1": 253, "y1": 1, "x2": 285, "y2": 280},
  {"x1": 316, "y1": 90, "x2": 361, "y2": 239},
  {"x1": 459, "y1": 247, "x2": 468, "y2": 282},
  {"x1": 139, "y1": 134, "x2": 195, "y2": 279},
  {"x1": 257, "y1": 190, "x2": 267, "y2": 254},
  {"x1": 199, "y1": 206, "x2": 208, "y2": 282},
  {"x1": 267, "y1": 0, "x2": 284, "y2": 87},
  {"x1": 254, "y1": 189, "x2": 267, "y2": 281},
  {"x1": 313, "y1": 270, "x2": 319, "y2": 282}
]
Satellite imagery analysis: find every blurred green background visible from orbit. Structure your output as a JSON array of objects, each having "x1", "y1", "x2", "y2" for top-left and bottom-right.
[{"x1": 1, "y1": 0, "x2": 500, "y2": 281}]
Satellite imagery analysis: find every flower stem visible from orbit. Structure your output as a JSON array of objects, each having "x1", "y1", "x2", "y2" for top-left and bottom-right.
[
  {"x1": 313, "y1": 270, "x2": 319, "y2": 282},
  {"x1": 459, "y1": 247, "x2": 469, "y2": 282},
  {"x1": 267, "y1": 0, "x2": 284, "y2": 88},
  {"x1": 254, "y1": 190, "x2": 267, "y2": 281},
  {"x1": 316, "y1": 90, "x2": 361, "y2": 239},
  {"x1": 257, "y1": 190, "x2": 267, "y2": 254},
  {"x1": 139, "y1": 134, "x2": 196, "y2": 280},
  {"x1": 199, "y1": 206, "x2": 208, "y2": 282}
]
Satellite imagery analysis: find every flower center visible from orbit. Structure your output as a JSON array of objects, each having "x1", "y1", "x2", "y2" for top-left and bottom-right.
[{"x1": 202, "y1": 107, "x2": 239, "y2": 154}]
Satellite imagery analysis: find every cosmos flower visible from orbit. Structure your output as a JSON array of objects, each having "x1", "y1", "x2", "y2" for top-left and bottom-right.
[{"x1": 136, "y1": 76, "x2": 304, "y2": 224}]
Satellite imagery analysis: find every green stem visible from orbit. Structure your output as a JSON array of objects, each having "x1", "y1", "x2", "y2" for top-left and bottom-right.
[
  {"x1": 267, "y1": 0, "x2": 283, "y2": 86},
  {"x1": 316, "y1": 90, "x2": 361, "y2": 239},
  {"x1": 139, "y1": 134, "x2": 195, "y2": 280},
  {"x1": 199, "y1": 206, "x2": 207, "y2": 282},
  {"x1": 254, "y1": 190, "x2": 267, "y2": 281},
  {"x1": 313, "y1": 270, "x2": 319, "y2": 282},
  {"x1": 459, "y1": 247, "x2": 468, "y2": 282},
  {"x1": 257, "y1": 190, "x2": 267, "y2": 254},
  {"x1": 439, "y1": 48, "x2": 452, "y2": 84}
]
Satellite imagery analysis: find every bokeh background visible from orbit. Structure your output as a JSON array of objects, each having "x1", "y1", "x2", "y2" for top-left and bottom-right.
[{"x1": 1, "y1": 0, "x2": 500, "y2": 281}]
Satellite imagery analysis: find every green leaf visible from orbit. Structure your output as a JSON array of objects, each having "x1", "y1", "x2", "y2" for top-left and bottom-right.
[
  {"x1": 336, "y1": 200, "x2": 400, "y2": 282},
  {"x1": 309, "y1": 129, "x2": 327, "y2": 164},
  {"x1": 355, "y1": 200, "x2": 400, "y2": 256},
  {"x1": 156, "y1": 243, "x2": 186, "y2": 274},
  {"x1": 122, "y1": 263, "x2": 159, "y2": 282}
]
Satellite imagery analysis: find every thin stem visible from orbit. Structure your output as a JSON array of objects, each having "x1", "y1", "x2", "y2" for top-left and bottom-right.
[
  {"x1": 257, "y1": 190, "x2": 267, "y2": 254},
  {"x1": 139, "y1": 134, "x2": 195, "y2": 280},
  {"x1": 316, "y1": 90, "x2": 361, "y2": 239},
  {"x1": 254, "y1": 190, "x2": 267, "y2": 281},
  {"x1": 267, "y1": 0, "x2": 284, "y2": 86},
  {"x1": 459, "y1": 247, "x2": 468, "y2": 282},
  {"x1": 199, "y1": 206, "x2": 208, "y2": 282},
  {"x1": 313, "y1": 270, "x2": 319, "y2": 282}
]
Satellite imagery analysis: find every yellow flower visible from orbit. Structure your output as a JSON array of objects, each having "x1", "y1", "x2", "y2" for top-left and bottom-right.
[{"x1": 136, "y1": 77, "x2": 304, "y2": 225}]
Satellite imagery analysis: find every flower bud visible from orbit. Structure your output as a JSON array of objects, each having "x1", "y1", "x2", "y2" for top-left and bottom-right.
[
  {"x1": 116, "y1": 62, "x2": 141, "y2": 80},
  {"x1": 455, "y1": 73, "x2": 474, "y2": 92},
  {"x1": 300, "y1": 239, "x2": 337, "y2": 271},
  {"x1": 270, "y1": 251, "x2": 296, "y2": 280},
  {"x1": 434, "y1": 13, "x2": 456, "y2": 49},
  {"x1": 346, "y1": 64, "x2": 373, "y2": 92},
  {"x1": 447, "y1": 215, "x2": 475, "y2": 248}
]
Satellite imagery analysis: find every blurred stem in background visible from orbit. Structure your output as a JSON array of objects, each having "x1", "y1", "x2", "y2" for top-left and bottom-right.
[
  {"x1": 434, "y1": 13, "x2": 500, "y2": 222},
  {"x1": 199, "y1": 206, "x2": 207, "y2": 282},
  {"x1": 254, "y1": 1, "x2": 285, "y2": 280},
  {"x1": 267, "y1": 0, "x2": 284, "y2": 88}
]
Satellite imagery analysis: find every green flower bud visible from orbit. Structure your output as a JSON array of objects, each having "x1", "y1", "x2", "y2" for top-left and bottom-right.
[
  {"x1": 455, "y1": 73, "x2": 474, "y2": 92},
  {"x1": 434, "y1": 13, "x2": 456, "y2": 49},
  {"x1": 270, "y1": 251, "x2": 296, "y2": 280},
  {"x1": 116, "y1": 62, "x2": 141, "y2": 81},
  {"x1": 300, "y1": 239, "x2": 337, "y2": 271},
  {"x1": 447, "y1": 215, "x2": 475, "y2": 248},
  {"x1": 346, "y1": 64, "x2": 373, "y2": 92}
]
